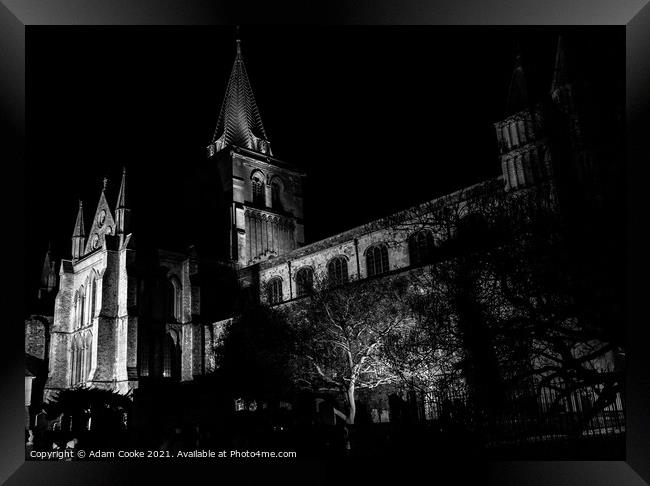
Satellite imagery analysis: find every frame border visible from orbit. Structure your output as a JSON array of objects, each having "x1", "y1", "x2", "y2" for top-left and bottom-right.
[{"x1": 1, "y1": 0, "x2": 648, "y2": 484}]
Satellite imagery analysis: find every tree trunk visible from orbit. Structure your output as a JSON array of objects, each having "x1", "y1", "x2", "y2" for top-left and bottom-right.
[
  {"x1": 346, "y1": 384, "x2": 356, "y2": 425},
  {"x1": 454, "y1": 263, "x2": 504, "y2": 430}
]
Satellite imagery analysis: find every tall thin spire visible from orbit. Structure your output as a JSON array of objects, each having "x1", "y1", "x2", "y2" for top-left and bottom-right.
[
  {"x1": 505, "y1": 43, "x2": 529, "y2": 116},
  {"x1": 37, "y1": 242, "x2": 58, "y2": 301},
  {"x1": 72, "y1": 200, "x2": 85, "y2": 259},
  {"x1": 40, "y1": 242, "x2": 52, "y2": 283},
  {"x1": 116, "y1": 167, "x2": 131, "y2": 244},
  {"x1": 235, "y1": 25, "x2": 242, "y2": 56},
  {"x1": 208, "y1": 32, "x2": 272, "y2": 156},
  {"x1": 116, "y1": 167, "x2": 127, "y2": 210},
  {"x1": 39, "y1": 242, "x2": 56, "y2": 291},
  {"x1": 551, "y1": 35, "x2": 570, "y2": 93},
  {"x1": 73, "y1": 200, "x2": 85, "y2": 237}
]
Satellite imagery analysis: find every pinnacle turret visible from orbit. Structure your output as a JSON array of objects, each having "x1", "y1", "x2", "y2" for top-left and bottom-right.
[
  {"x1": 115, "y1": 167, "x2": 131, "y2": 245},
  {"x1": 72, "y1": 200, "x2": 85, "y2": 259},
  {"x1": 39, "y1": 242, "x2": 57, "y2": 295},
  {"x1": 116, "y1": 167, "x2": 127, "y2": 210}
]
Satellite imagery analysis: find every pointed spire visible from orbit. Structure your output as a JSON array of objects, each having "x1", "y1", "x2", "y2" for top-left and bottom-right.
[
  {"x1": 551, "y1": 35, "x2": 570, "y2": 93},
  {"x1": 73, "y1": 200, "x2": 85, "y2": 238},
  {"x1": 235, "y1": 25, "x2": 242, "y2": 57},
  {"x1": 116, "y1": 166, "x2": 131, "y2": 240},
  {"x1": 40, "y1": 242, "x2": 53, "y2": 287},
  {"x1": 38, "y1": 242, "x2": 58, "y2": 299},
  {"x1": 117, "y1": 167, "x2": 127, "y2": 210},
  {"x1": 505, "y1": 42, "x2": 528, "y2": 116},
  {"x1": 72, "y1": 200, "x2": 86, "y2": 259},
  {"x1": 209, "y1": 31, "x2": 272, "y2": 156}
]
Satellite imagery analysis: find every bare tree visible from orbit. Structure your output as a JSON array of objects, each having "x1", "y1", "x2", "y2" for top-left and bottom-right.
[
  {"x1": 283, "y1": 275, "x2": 413, "y2": 425},
  {"x1": 381, "y1": 179, "x2": 623, "y2": 435},
  {"x1": 381, "y1": 264, "x2": 464, "y2": 404}
]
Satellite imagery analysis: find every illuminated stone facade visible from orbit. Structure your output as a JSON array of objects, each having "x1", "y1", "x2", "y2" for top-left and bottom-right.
[{"x1": 30, "y1": 34, "x2": 597, "y2": 406}]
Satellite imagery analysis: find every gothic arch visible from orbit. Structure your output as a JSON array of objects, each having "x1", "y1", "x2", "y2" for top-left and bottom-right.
[
  {"x1": 269, "y1": 175, "x2": 285, "y2": 211},
  {"x1": 84, "y1": 276, "x2": 91, "y2": 326},
  {"x1": 295, "y1": 266, "x2": 314, "y2": 297},
  {"x1": 163, "y1": 329, "x2": 181, "y2": 381},
  {"x1": 365, "y1": 244, "x2": 390, "y2": 277},
  {"x1": 77, "y1": 285, "x2": 86, "y2": 330},
  {"x1": 90, "y1": 270, "x2": 99, "y2": 319},
  {"x1": 72, "y1": 290, "x2": 79, "y2": 330},
  {"x1": 327, "y1": 255, "x2": 349, "y2": 285},
  {"x1": 168, "y1": 328, "x2": 180, "y2": 346},
  {"x1": 268, "y1": 174, "x2": 284, "y2": 188},
  {"x1": 266, "y1": 277, "x2": 283, "y2": 304},
  {"x1": 408, "y1": 229, "x2": 437, "y2": 266},
  {"x1": 250, "y1": 168, "x2": 265, "y2": 182},
  {"x1": 71, "y1": 333, "x2": 83, "y2": 386},
  {"x1": 85, "y1": 331, "x2": 93, "y2": 380},
  {"x1": 251, "y1": 170, "x2": 266, "y2": 206},
  {"x1": 166, "y1": 276, "x2": 182, "y2": 323}
]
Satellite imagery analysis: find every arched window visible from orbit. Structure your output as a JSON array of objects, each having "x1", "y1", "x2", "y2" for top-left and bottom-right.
[
  {"x1": 502, "y1": 125, "x2": 511, "y2": 150},
  {"x1": 167, "y1": 277, "x2": 182, "y2": 322},
  {"x1": 84, "y1": 332, "x2": 92, "y2": 382},
  {"x1": 252, "y1": 174, "x2": 265, "y2": 206},
  {"x1": 267, "y1": 278, "x2": 283, "y2": 304},
  {"x1": 163, "y1": 331, "x2": 181, "y2": 380},
  {"x1": 295, "y1": 267, "x2": 314, "y2": 297},
  {"x1": 78, "y1": 286, "x2": 86, "y2": 329},
  {"x1": 71, "y1": 335, "x2": 82, "y2": 386},
  {"x1": 409, "y1": 230, "x2": 436, "y2": 266},
  {"x1": 366, "y1": 245, "x2": 389, "y2": 277},
  {"x1": 509, "y1": 123, "x2": 519, "y2": 148},
  {"x1": 271, "y1": 180, "x2": 283, "y2": 210},
  {"x1": 90, "y1": 275, "x2": 98, "y2": 318},
  {"x1": 71, "y1": 336, "x2": 77, "y2": 385},
  {"x1": 80, "y1": 334, "x2": 88, "y2": 384},
  {"x1": 72, "y1": 291, "x2": 79, "y2": 330},
  {"x1": 327, "y1": 256, "x2": 349, "y2": 285}
]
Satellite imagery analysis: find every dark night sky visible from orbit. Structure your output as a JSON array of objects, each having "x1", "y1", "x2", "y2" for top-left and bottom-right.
[{"x1": 25, "y1": 26, "x2": 623, "y2": 299}]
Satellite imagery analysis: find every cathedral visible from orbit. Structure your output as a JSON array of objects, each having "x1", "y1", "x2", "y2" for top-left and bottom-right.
[{"x1": 25, "y1": 32, "x2": 615, "y2": 424}]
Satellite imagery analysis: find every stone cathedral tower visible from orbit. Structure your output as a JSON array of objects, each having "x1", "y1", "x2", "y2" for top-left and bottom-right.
[
  {"x1": 206, "y1": 38, "x2": 306, "y2": 267},
  {"x1": 45, "y1": 171, "x2": 137, "y2": 397},
  {"x1": 494, "y1": 48, "x2": 554, "y2": 192}
]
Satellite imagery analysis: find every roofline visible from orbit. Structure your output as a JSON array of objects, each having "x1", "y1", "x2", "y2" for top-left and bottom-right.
[{"x1": 257, "y1": 176, "x2": 504, "y2": 269}]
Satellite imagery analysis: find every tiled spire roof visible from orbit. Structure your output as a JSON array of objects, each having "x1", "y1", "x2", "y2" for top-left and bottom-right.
[{"x1": 211, "y1": 37, "x2": 272, "y2": 156}]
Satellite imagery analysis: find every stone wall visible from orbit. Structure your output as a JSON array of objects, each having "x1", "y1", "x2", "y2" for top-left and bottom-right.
[
  {"x1": 25, "y1": 316, "x2": 50, "y2": 360},
  {"x1": 228, "y1": 149, "x2": 306, "y2": 266},
  {"x1": 148, "y1": 248, "x2": 215, "y2": 382},
  {"x1": 256, "y1": 178, "x2": 504, "y2": 305}
]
